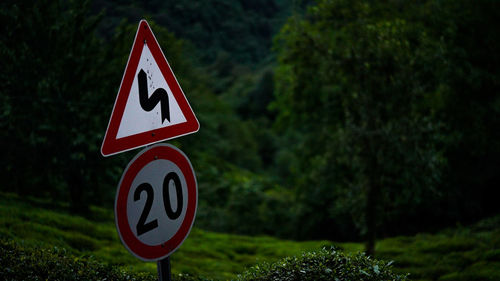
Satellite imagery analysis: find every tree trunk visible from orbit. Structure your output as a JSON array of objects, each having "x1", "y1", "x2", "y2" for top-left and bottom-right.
[
  {"x1": 362, "y1": 124, "x2": 380, "y2": 256},
  {"x1": 365, "y1": 180, "x2": 379, "y2": 256}
]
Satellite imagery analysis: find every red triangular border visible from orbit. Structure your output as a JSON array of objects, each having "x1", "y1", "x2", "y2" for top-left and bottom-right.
[{"x1": 101, "y1": 20, "x2": 199, "y2": 157}]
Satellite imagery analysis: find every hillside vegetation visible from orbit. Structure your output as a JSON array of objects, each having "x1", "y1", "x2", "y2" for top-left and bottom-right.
[
  {"x1": 1, "y1": 0, "x2": 499, "y2": 247},
  {"x1": 1, "y1": 0, "x2": 499, "y2": 279},
  {"x1": 2, "y1": 0, "x2": 499, "y2": 246},
  {"x1": 0, "y1": 192, "x2": 331, "y2": 280},
  {"x1": 2, "y1": 192, "x2": 500, "y2": 280}
]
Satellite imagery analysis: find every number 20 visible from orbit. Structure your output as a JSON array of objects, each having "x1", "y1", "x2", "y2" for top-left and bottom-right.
[{"x1": 134, "y1": 172, "x2": 183, "y2": 236}]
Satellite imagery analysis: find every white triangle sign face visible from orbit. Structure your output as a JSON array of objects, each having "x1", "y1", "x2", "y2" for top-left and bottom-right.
[
  {"x1": 116, "y1": 43, "x2": 187, "y2": 138},
  {"x1": 101, "y1": 20, "x2": 199, "y2": 157}
]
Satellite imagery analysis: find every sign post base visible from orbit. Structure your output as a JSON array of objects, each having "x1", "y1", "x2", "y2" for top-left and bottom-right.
[{"x1": 157, "y1": 257, "x2": 171, "y2": 281}]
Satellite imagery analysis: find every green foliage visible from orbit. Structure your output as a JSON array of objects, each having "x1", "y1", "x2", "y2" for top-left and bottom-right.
[
  {"x1": 2, "y1": 192, "x2": 500, "y2": 280},
  {"x1": 95, "y1": 0, "x2": 292, "y2": 64},
  {"x1": 238, "y1": 248, "x2": 408, "y2": 281},
  {"x1": 428, "y1": 0, "x2": 500, "y2": 224},
  {"x1": 0, "y1": 240, "x2": 156, "y2": 281},
  {"x1": 273, "y1": 0, "x2": 447, "y2": 244},
  {"x1": 0, "y1": 0, "x2": 288, "y2": 240},
  {"x1": 195, "y1": 166, "x2": 294, "y2": 237},
  {"x1": 0, "y1": 192, "x2": 329, "y2": 280},
  {"x1": 1, "y1": 0, "x2": 499, "y2": 254},
  {"x1": 376, "y1": 215, "x2": 500, "y2": 281},
  {"x1": 0, "y1": 0, "x2": 129, "y2": 211},
  {"x1": 272, "y1": 0, "x2": 500, "y2": 243}
]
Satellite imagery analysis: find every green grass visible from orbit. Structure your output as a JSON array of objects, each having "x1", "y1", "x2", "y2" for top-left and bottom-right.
[
  {"x1": 1, "y1": 192, "x2": 500, "y2": 280},
  {"x1": 0, "y1": 192, "x2": 330, "y2": 280},
  {"x1": 375, "y1": 221, "x2": 500, "y2": 281}
]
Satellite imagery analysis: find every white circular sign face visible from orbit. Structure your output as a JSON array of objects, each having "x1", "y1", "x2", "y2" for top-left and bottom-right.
[
  {"x1": 115, "y1": 144, "x2": 197, "y2": 261},
  {"x1": 126, "y1": 159, "x2": 188, "y2": 246}
]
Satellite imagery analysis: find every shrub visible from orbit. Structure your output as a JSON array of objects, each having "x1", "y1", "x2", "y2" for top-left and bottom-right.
[
  {"x1": 238, "y1": 248, "x2": 409, "y2": 281},
  {"x1": 0, "y1": 239, "x2": 155, "y2": 281},
  {"x1": 0, "y1": 239, "x2": 213, "y2": 281}
]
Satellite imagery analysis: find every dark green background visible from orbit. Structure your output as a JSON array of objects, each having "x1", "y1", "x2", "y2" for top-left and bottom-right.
[{"x1": 1, "y1": 0, "x2": 499, "y2": 253}]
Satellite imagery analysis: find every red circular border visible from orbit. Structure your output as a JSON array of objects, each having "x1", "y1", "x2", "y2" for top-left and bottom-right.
[{"x1": 115, "y1": 144, "x2": 197, "y2": 261}]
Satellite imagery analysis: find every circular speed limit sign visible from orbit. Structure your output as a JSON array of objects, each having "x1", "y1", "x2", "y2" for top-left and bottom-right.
[{"x1": 115, "y1": 143, "x2": 197, "y2": 261}]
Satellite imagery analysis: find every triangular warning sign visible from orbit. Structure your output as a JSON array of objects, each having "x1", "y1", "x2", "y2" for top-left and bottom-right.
[{"x1": 101, "y1": 20, "x2": 199, "y2": 157}]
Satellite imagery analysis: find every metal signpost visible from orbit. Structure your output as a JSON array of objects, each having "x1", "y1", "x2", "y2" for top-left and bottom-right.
[
  {"x1": 157, "y1": 257, "x2": 172, "y2": 281},
  {"x1": 101, "y1": 19, "x2": 200, "y2": 281}
]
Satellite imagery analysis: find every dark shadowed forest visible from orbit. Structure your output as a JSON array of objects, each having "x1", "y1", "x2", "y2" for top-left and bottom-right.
[{"x1": 1, "y1": 0, "x2": 499, "y2": 280}]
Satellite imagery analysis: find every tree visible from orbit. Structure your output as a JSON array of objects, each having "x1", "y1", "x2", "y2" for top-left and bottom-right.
[
  {"x1": 0, "y1": 0, "x2": 105, "y2": 210},
  {"x1": 273, "y1": 0, "x2": 446, "y2": 254},
  {"x1": 428, "y1": 0, "x2": 500, "y2": 224}
]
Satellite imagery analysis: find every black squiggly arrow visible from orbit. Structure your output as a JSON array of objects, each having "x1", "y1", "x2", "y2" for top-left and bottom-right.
[{"x1": 138, "y1": 69, "x2": 170, "y2": 123}]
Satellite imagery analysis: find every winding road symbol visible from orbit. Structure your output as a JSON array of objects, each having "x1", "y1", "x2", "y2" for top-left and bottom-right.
[{"x1": 138, "y1": 69, "x2": 170, "y2": 123}]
